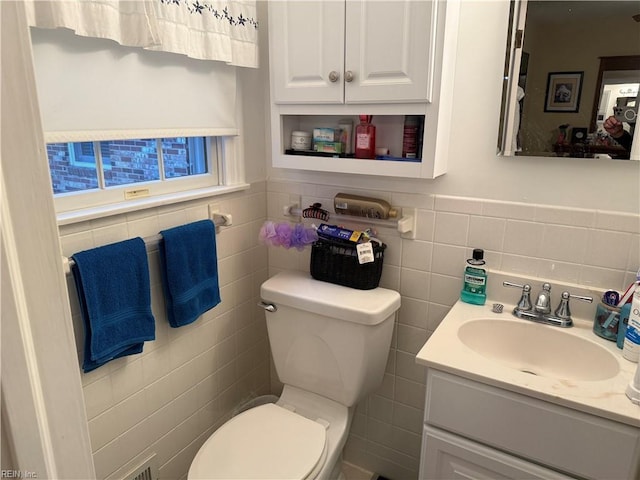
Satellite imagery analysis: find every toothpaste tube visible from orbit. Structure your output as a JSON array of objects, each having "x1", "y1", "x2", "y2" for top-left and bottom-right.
[{"x1": 317, "y1": 223, "x2": 362, "y2": 243}]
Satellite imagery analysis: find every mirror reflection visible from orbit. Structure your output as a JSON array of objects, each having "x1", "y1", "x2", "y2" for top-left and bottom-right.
[{"x1": 500, "y1": 0, "x2": 640, "y2": 160}]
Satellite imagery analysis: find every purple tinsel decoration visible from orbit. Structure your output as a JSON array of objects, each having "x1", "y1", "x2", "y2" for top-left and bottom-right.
[{"x1": 259, "y1": 221, "x2": 318, "y2": 249}]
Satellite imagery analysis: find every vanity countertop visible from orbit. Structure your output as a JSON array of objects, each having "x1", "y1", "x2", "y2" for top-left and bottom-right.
[{"x1": 416, "y1": 300, "x2": 640, "y2": 428}]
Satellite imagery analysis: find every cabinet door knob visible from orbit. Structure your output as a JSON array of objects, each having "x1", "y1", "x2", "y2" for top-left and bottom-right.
[
  {"x1": 344, "y1": 70, "x2": 354, "y2": 83},
  {"x1": 328, "y1": 71, "x2": 340, "y2": 83}
]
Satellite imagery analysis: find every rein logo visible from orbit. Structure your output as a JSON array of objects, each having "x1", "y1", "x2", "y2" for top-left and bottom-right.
[{"x1": 1, "y1": 472, "x2": 37, "y2": 479}]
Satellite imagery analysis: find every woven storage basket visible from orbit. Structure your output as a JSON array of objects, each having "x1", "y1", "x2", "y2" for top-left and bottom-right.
[{"x1": 310, "y1": 238, "x2": 385, "y2": 290}]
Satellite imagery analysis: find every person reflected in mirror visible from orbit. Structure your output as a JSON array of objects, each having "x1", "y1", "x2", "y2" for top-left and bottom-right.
[{"x1": 603, "y1": 115, "x2": 632, "y2": 152}]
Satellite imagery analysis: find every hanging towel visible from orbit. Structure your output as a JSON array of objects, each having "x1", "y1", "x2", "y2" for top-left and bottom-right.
[
  {"x1": 71, "y1": 237, "x2": 156, "y2": 373},
  {"x1": 159, "y1": 219, "x2": 221, "y2": 328}
]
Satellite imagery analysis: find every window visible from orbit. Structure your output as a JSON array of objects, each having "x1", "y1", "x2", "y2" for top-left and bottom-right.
[{"x1": 48, "y1": 136, "x2": 224, "y2": 215}]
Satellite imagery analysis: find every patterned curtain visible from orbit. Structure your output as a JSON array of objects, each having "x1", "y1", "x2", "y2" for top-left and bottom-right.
[{"x1": 25, "y1": 0, "x2": 259, "y2": 67}]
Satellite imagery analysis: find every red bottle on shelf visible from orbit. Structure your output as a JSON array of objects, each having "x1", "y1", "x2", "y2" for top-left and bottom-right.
[{"x1": 355, "y1": 115, "x2": 376, "y2": 159}]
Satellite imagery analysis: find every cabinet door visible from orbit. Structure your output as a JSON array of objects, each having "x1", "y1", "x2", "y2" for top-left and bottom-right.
[
  {"x1": 420, "y1": 426, "x2": 574, "y2": 480},
  {"x1": 268, "y1": 1, "x2": 345, "y2": 104},
  {"x1": 345, "y1": 0, "x2": 436, "y2": 104}
]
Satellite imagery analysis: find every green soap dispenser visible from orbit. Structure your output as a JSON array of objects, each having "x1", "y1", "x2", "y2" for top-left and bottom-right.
[{"x1": 460, "y1": 248, "x2": 487, "y2": 305}]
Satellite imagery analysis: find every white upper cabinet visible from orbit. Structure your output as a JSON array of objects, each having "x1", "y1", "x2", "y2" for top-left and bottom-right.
[
  {"x1": 267, "y1": 0, "x2": 460, "y2": 179},
  {"x1": 270, "y1": 0, "x2": 436, "y2": 105}
]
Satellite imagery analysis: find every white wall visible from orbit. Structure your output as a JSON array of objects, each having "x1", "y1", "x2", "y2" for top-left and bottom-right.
[{"x1": 266, "y1": 0, "x2": 640, "y2": 215}]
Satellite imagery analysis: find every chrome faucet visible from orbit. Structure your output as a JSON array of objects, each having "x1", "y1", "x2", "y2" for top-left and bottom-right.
[{"x1": 503, "y1": 281, "x2": 593, "y2": 327}]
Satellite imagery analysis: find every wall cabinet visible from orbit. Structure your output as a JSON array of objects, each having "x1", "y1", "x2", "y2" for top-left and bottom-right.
[
  {"x1": 269, "y1": 1, "x2": 436, "y2": 105},
  {"x1": 267, "y1": 0, "x2": 460, "y2": 179},
  {"x1": 420, "y1": 370, "x2": 640, "y2": 480}
]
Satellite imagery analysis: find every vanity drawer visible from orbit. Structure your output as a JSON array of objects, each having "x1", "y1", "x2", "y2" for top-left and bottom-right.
[{"x1": 425, "y1": 370, "x2": 640, "y2": 480}]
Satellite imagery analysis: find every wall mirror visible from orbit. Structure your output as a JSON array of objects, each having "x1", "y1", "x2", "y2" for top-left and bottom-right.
[{"x1": 499, "y1": 0, "x2": 640, "y2": 160}]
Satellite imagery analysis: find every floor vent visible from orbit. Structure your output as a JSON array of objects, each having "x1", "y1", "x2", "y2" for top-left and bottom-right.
[{"x1": 122, "y1": 454, "x2": 159, "y2": 480}]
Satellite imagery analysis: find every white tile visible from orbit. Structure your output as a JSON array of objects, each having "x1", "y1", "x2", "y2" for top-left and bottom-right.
[
  {"x1": 428, "y1": 273, "x2": 461, "y2": 306},
  {"x1": 482, "y1": 199, "x2": 535, "y2": 220},
  {"x1": 627, "y1": 234, "x2": 640, "y2": 273},
  {"x1": 414, "y1": 209, "x2": 435, "y2": 241},
  {"x1": 126, "y1": 213, "x2": 160, "y2": 239},
  {"x1": 534, "y1": 205, "x2": 596, "y2": 228},
  {"x1": 395, "y1": 324, "x2": 428, "y2": 355},
  {"x1": 541, "y1": 225, "x2": 588, "y2": 264},
  {"x1": 60, "y1": 230, "x2": 95, "y2": 257},
  {"x1": 110, "y1": 359, "x2": 144, "y2": 404},
  {"x1": 392, "y1": 402, "x2": 423, "y2": 435},
  {"x1": 468, "y1": 216, "x2": 506, "y2": 251},
  {"x1": 595, "y1": 210, "x2": 640, "y2": 234},
  {"x1": 92, "y1": 439, "x2": 123, "y2": 479},
  {"x1": 368, "y1": 395, "x2": 393, "y2": 424},
  {"x1": 83, "y1": 374, "x2": 114, "y2": 420},
  {"x1": 399, "y1": 268, "x2": 430, "y2": 301},
  {"x1": 393, "y1": 377, "x2": 425, "y2": 411},
  {"x1": 395, "y1": 351, "x2": 426, "y2": 384},
  {"x1": 579, "y1": 265, "x2": 626, "y2": 290},
  {"x1": 431, "y1": 243, "x2": 466, "y2": 277},
  {"x1": 585, "y1": 229, "x2": 632, "y2": 269},
  {"x1": 536, "y1": 259, "x2": 581, "y2": 284},
  {"x1": 397, "y1": 297, "x2": 428, "y2": 329},
  {"x1": 433, "y1": 212, "x2": 469, "y2": 246},
  {"x1": 503, "y1": 220, "x2": 544, "y2": 257},
  {"x1": 401, "y1": 239, "x2": 432, "y2": 272},
  {"x1": 434, "y1": 195, "x2": 483, "y2": 215},
  {"x1": 88, "y1": 407, "x2": 120, "y2": 452}
]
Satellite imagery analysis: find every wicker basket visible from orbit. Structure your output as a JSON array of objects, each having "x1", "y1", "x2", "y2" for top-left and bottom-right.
[{"x1": 310, "y1": 238, "x2": 385, "y2": 290}]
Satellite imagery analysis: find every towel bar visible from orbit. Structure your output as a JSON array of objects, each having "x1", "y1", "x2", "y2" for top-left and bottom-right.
[{"x1": 62, "y1": 212, "x2": 232, "y2": 275}]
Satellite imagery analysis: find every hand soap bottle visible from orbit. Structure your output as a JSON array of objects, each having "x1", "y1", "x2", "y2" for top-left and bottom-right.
[
  {"x1": 355, "y1": 115, "x2": 376, "y2": 159},
  {"x1": 460, "y1": 248, "x2": 487, "y2": 305}
]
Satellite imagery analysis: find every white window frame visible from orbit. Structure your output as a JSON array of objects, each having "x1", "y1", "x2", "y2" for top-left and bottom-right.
[{"x1": 54, "y1": 135, "x2": 249, "y2": 225}]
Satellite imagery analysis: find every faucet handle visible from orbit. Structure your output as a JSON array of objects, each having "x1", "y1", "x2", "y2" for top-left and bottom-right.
[
  {"x1": 554, "y1": 291, "x2": 593, "y2": 321},
  {"x1": 503, "y1": 281, "x2": 533, "y2": 311}
]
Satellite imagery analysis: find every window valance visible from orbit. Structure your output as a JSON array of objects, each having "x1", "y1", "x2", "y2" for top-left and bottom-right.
[{"x1": 25, "y1": 0, "x2": 259, "y2": 68}]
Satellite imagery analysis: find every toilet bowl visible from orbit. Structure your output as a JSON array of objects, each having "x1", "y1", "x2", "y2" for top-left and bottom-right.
[{"x1": 188, "y1": 271, "x2": 401, "y2": 480}]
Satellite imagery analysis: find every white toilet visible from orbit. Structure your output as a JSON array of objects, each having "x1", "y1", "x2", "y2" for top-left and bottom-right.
[{"x1": 188, "y1": 270, "x2": 401, "y2": 479}]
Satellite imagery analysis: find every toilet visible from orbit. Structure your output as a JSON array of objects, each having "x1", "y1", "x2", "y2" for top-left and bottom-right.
[{"x1": 188, "y1": 270, "x2": 401, "y2": 479}]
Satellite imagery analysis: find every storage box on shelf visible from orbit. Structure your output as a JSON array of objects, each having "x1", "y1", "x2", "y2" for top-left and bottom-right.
[{"x1": 267, "y1": 0, "x2": 460, "y2": 179}]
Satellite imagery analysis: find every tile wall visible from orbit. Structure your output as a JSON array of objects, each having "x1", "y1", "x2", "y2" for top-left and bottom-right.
[
  {"x1": 266, "y1": 179, "x2": 640, "y2": 480},
  {"x1": 58, "y1": 176, "x2": 639, "y2": 480},
  {"x1": 59, "y1": 182, "x2": 272, "y2": 479}
]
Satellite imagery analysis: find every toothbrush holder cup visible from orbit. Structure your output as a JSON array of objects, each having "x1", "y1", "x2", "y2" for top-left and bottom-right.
[{"x1": 593, "y1": 301, "x2": 620, "y2": 341}]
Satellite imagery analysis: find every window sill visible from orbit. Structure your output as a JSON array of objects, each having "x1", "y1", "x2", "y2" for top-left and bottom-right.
[{"x1": 56, "y1": 184, "x2": 250, "y2": 226}]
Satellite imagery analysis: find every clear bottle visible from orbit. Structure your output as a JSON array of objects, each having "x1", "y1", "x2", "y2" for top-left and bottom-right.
[
  {"x1": 355, "y1": 115, "x2": 376, "y2": 159},
  {"x1": 460, "y1": 248, "x2": 487, "y2": 305}
]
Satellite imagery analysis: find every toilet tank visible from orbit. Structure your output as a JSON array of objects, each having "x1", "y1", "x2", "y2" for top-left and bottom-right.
[{"x1": 260, "y1": 271, "x2": 401, "y2": 407}]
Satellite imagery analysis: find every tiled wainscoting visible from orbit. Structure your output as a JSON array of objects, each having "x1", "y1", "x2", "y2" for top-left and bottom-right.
[
  {"x1": 59, "y1": 182, "x2": 271, "y2": 479},
  {"x1": 58, "y1": 177, "x2": 638, "y2": 480},
  {"x1": 266, "y1": 179, "x2": 640, "y2": 480}
]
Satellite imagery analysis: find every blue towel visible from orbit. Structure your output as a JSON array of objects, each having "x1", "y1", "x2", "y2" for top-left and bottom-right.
[
  {"x1": 71, "y1": 237, "x2": 156, "y2": 372},
  {"x1": 159, "y1": 219, "x2": 221, "y2": 328}
]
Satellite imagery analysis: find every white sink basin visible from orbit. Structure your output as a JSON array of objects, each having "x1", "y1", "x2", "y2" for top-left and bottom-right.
[{"x1": 457, "y1": 319, "x2": 620, "y2": 381}]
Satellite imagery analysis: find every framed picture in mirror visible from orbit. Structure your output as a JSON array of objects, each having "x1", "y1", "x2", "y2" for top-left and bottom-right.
[{"x1": 544, "y1": 71, "x2": 583, "y2": 113}]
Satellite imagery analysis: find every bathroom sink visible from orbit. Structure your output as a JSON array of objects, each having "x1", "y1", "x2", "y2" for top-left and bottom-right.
[{"x1": 457, "y1": 319, "x2": 620, "y2": 381}]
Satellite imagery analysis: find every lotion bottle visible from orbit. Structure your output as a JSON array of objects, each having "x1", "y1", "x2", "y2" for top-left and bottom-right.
[{"x1": 460, "y1": 248, "x2": 487, "y2": 305}]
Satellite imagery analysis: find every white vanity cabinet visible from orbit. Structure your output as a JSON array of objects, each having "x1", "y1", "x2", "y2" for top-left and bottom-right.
[
  {"x1": 267, "y1": 0, "x2": 460, "y2": 179},
  {"x1": 420, "y1": 370, "x2": 640, "y2": 480}
]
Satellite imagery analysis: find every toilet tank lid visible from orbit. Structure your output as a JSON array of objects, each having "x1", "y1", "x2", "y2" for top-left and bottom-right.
[{"x1": 260, "y1": 271, "x2": 401, "y2": 326}]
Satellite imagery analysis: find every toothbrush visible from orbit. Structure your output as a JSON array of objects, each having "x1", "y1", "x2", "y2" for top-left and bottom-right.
[{"x1": 617, "y1": 269, "x2": 640, "y2": 308}]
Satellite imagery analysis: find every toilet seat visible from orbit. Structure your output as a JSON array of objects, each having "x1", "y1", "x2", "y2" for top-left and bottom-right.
[{"x1": 188, "y1": 403, "x2": 327, "y2": 480}]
